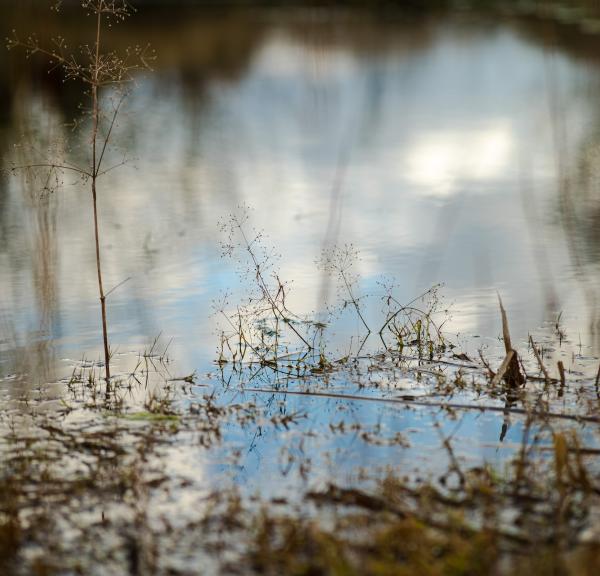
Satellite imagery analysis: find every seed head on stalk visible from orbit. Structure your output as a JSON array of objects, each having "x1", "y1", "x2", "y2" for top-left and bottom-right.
[{"x1": 6, "y1": 0, "x2": 155, "y2": 384}]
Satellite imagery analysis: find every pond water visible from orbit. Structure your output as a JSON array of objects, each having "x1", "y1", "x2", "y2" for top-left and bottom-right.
[
  {"x1": 1, "y1": 6, "x2": 600, "y2": 573},
  {"x1": 2, "y1": 6, "x2": 600, "y2": 378},
  {"x1": 1, "y1": 0, "x2": 600, "y2": 484}
]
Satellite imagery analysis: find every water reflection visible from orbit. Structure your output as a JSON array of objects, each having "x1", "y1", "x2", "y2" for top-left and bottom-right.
[{"x1": 1, "y1": 7, "x2": 600, "y2": 378}]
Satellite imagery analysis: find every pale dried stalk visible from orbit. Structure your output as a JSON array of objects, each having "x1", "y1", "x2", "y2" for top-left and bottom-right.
[
  {"x1": 496, "y1": 294, "x2": 525, "y2": 387},
  {"x1": 529, "y1": 335, "x2": 551, "y2": 384}
]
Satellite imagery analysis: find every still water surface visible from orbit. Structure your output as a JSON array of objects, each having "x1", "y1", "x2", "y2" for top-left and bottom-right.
[
  {"x1": 1, "y1": 7, "x2": 600, "y2": 378},
  {"x1": 2, "y1": 12, "x2": 600, "y2": 570}
]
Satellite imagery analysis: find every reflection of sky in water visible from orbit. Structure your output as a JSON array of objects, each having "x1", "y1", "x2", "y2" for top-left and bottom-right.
[
  {"x1": 168, "y1": 381, "x2": 600, "y2": 497},
  {"x1": 2, "y1": 10, "x2": 600, "y2": 512},
  {"x1": 1, "y1": 14, "x2": 600, "y2": 378}
]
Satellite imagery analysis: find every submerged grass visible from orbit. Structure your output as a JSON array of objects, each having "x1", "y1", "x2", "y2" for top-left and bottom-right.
[{"x1": 192, "y1": 418, "x2": 600, "y2": 575}]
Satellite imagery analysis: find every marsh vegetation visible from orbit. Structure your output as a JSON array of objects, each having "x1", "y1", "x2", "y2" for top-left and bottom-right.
[{"x1": 2, "y1": 1, "x2": 600, "y2": 575}]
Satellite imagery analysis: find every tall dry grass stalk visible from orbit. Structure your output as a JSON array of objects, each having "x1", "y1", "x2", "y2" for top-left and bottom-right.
[{"x1": 7, "y1": 0, "x2": 154, "y2": 382}]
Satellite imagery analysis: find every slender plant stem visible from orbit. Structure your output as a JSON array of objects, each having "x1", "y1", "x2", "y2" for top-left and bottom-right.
[
  {"x1": 7, "y1": 1, "x2": 153, "y2": 384},
  {"x1": 238, "y1": 222, "x2": 312, "y2": 350},
  {"x1": 240, "y1": 386, "x2": 600, "y2": 424},
  {"x1": 91, "y1": 4, "x2": 111, "y2": 382},
  {"x1": 341, "y1": 270, "x2": 370, "y2": 333}
]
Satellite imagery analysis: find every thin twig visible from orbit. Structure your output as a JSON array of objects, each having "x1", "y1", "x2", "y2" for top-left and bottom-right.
[
  {"x1": 95, "y1": 90, "x2": 127, "y2": 176},
  {"x1": 9, "y1": 163, "x2": 91, "y2": 177},
  {"x1": 104, "y1": 276, "x2": 132, "y2": 299},
  {"x1": 557, "y1": 361, "x2": 566, "y2": 388},
  {"x1": 97, "y1": 158, "x2": 128, "y2": 177},
  {"x1": 240, "y1": 386, "x2": 600, "y2": 424},
  {"x1": 529, "y1": 336, "x2": 551, "y2": 384},
  {"x1": 478, "y1": 349, "x2": 496, "y2": 379}
]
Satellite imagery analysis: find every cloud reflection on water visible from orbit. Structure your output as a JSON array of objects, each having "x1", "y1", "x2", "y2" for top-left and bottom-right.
[{"x1": 1, "y1": 9, "x2": 600, "y2": 376}]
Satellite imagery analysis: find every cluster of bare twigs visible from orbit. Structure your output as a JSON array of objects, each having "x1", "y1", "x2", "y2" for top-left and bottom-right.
[
  {"x1": 216, "y1": 212, "x2": 326, "y2": 369},
  {"x1": 378, "y1": 279, "x2": 447, "y2": 357},
  {"x1": 318, "y1": 244, "x2": 371, "y2": 334},
  {"x1": 6, "y1": 0, "x2": 155, "y2": 384},
  {"x1": 215, "y1": 212, "x2": 448, "y2": 372},
  {"x1": 215, "y1": 213, "x2": 600, "y2": 444}
]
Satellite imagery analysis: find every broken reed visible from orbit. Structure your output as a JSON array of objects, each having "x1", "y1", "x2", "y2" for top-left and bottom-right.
[{"x1": 6, "y1": 0, "x2": 154, "y2": 382}]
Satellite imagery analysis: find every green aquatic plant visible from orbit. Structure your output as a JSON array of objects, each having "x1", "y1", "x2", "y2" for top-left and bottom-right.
[{"x1": 6, "y1": 0, "x2": 154, "y2": 383}]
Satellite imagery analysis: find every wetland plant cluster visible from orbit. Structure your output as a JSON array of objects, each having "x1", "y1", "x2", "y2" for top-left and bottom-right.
[
  {"x1": 215, "y1": 211, "x2": 448, "y2": 373},
  {"x1": 2, "y1": 340, "x2": 600, "y2": 575}
]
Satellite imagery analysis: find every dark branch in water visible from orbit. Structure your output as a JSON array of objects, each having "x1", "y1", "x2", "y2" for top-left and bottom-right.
[{"x1": 240, "y1": 386, "x2": 600, "y2": 424}]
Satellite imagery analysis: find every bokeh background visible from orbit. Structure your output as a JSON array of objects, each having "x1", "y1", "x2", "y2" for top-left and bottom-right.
[{"x1": 2, "y1": 0, "x2": 600, "y2": 381}]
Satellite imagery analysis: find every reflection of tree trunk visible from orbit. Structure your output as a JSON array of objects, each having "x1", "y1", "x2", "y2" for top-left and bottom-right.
[
  {"x1": 10, "y1": 85, "x2": 60, "y2": 387},
  {"x1": 417, "y1": 196, "x2": 462, "y2": 291},
  {"x1": 317, "y1": 66, "x2": 384, "y2": 317},
  {"x1": 30, "y1": 194, "x2": 58, "y2": 385},
  {"x1": 317, "y1": 110, "x2": 352, "y2": 319},
  {"x1": 555, "y1": 174, "x2": 599, "y2": 344},
  {"x1": 545, "y1": 49, "x2": 600, "y2": 346},
  {"x1": 32, "y1": 195, "x2": 58, "y2": 329},
  {"x1": 518, "y1": 162, "x2": 559, "y2": 316},
  {"x1": 3, "y1": 185, "x2": 58, "y2": 394}
]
